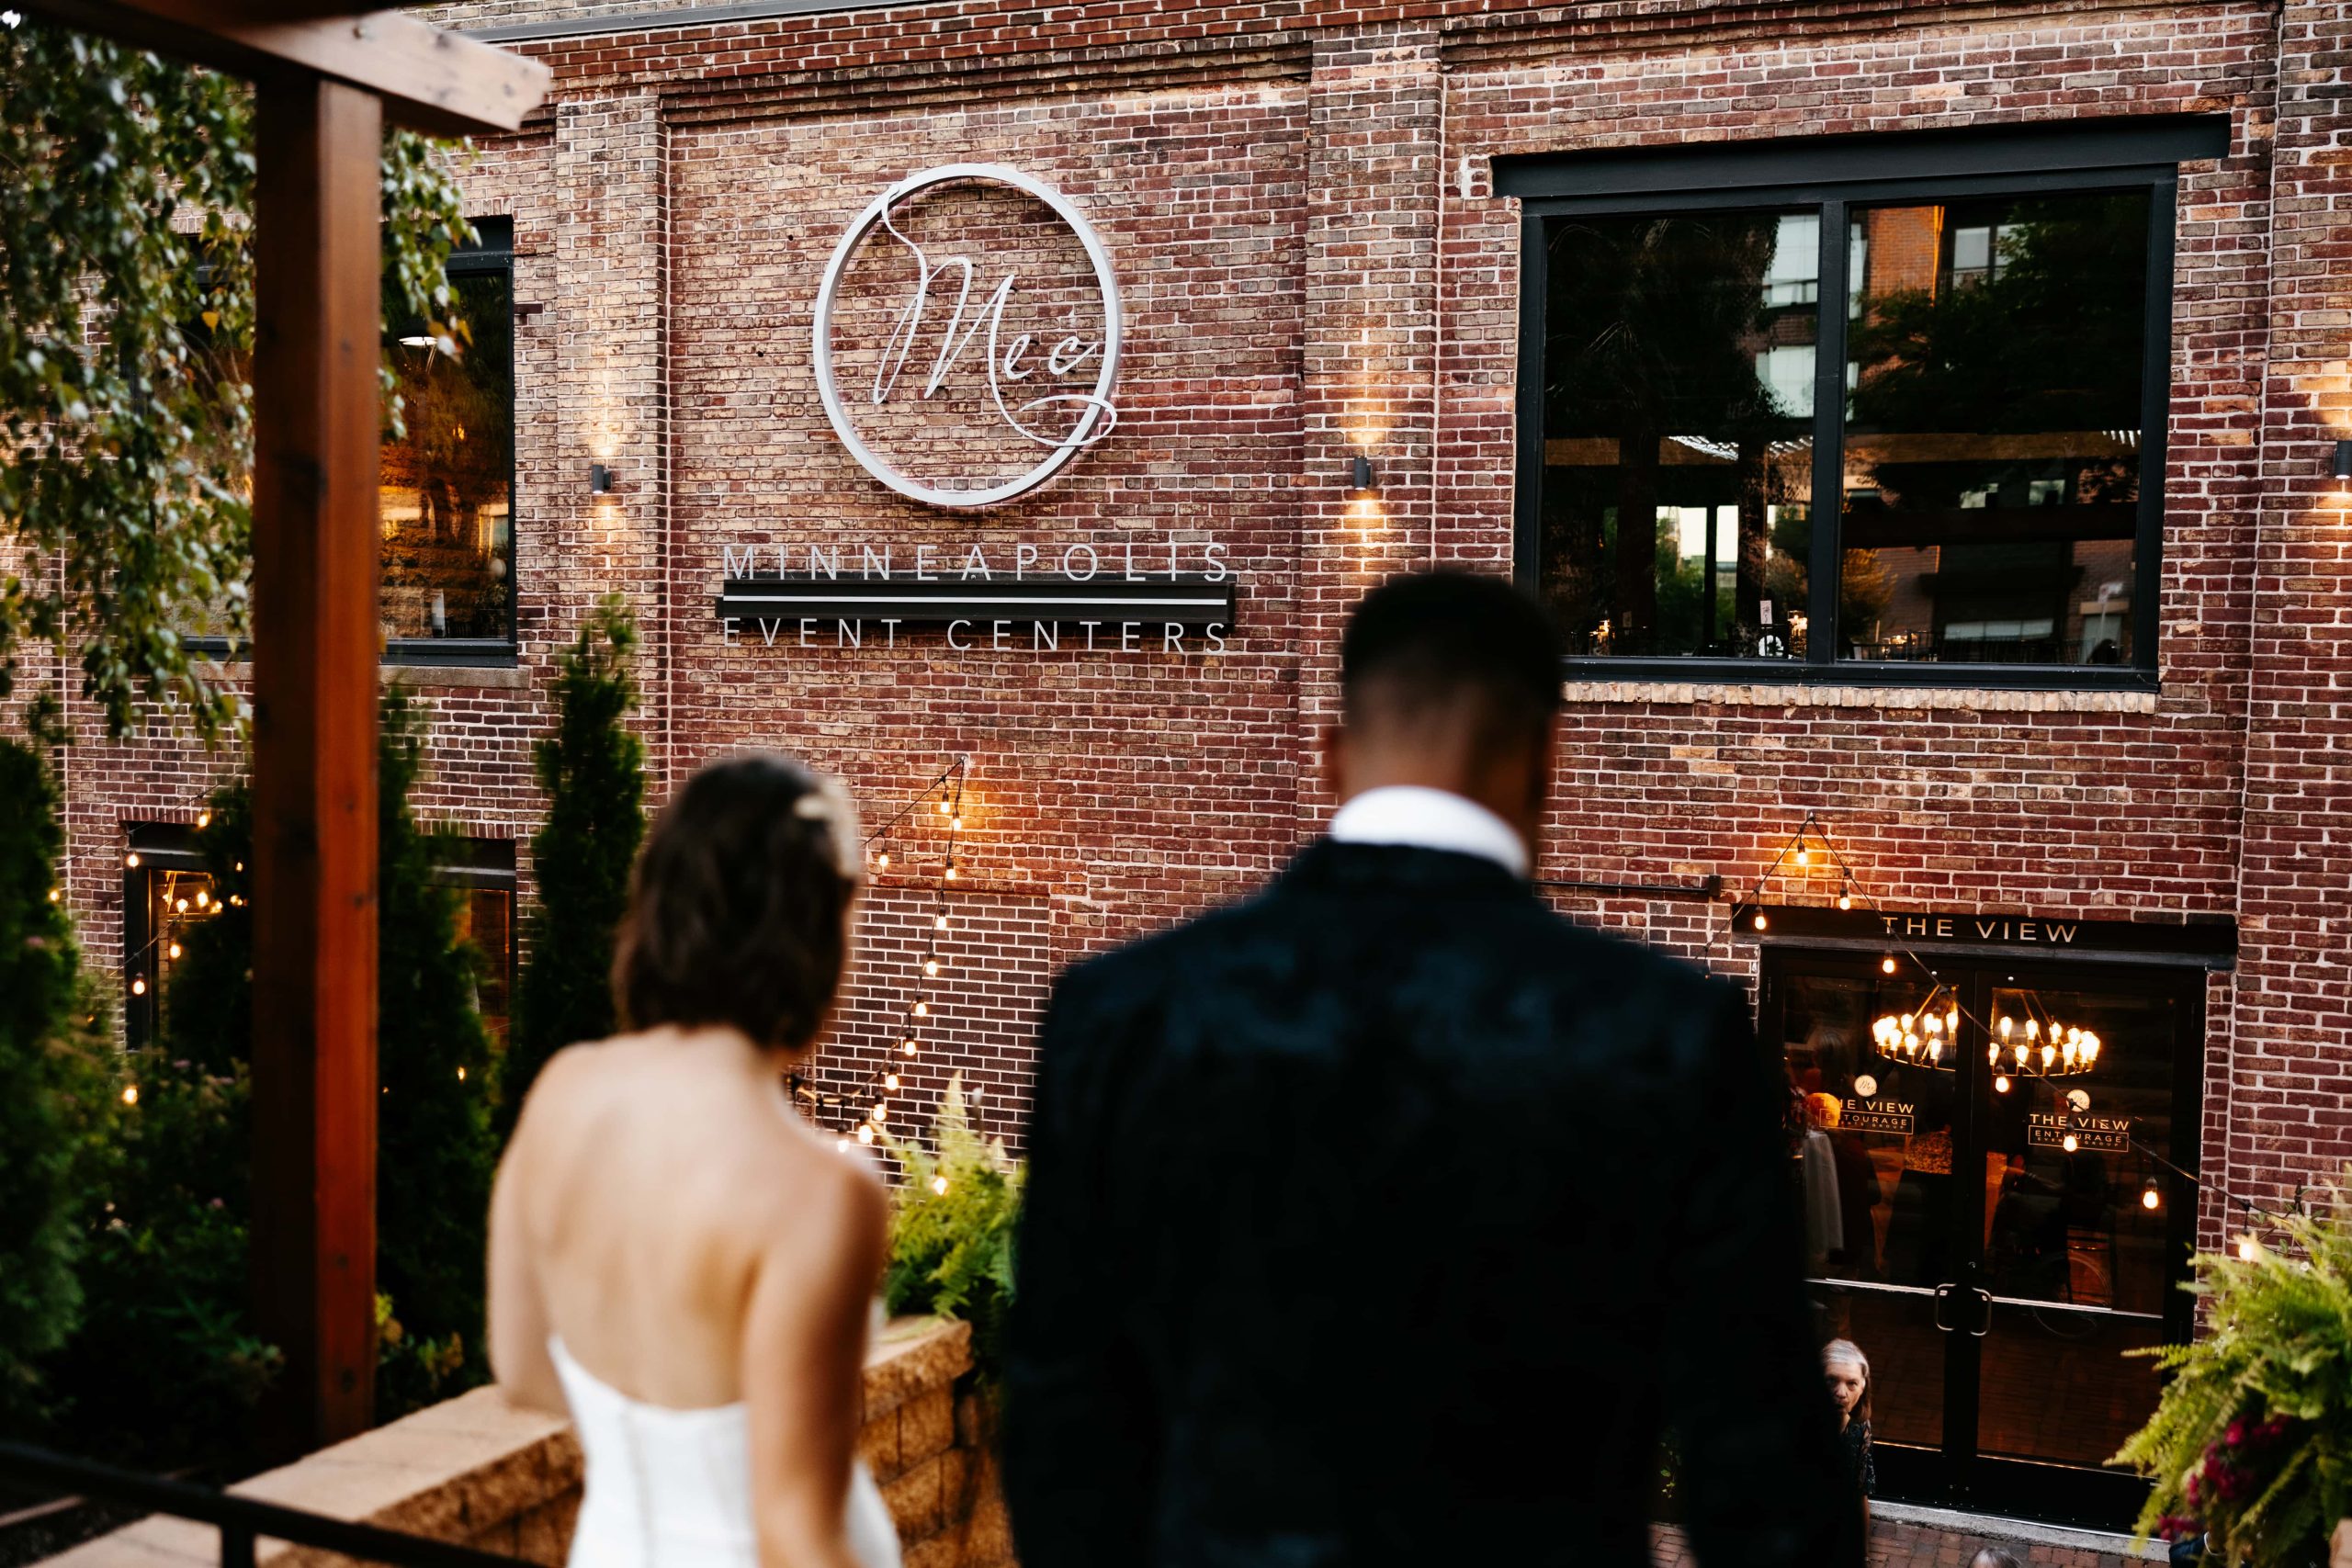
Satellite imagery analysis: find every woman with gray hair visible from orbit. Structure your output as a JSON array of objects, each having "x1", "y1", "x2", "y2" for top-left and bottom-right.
[{"x1": 1823, "y1": 1338, "x2": 1875, "y2": 1522}]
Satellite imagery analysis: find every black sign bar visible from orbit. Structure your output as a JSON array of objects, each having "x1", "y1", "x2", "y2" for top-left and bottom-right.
[
  {"x1": 1735, "y1": 902, "x2": 2237, "y2": 969},
  {"x1": 715, "y1": 573, "x2": 1236, "y2": 629}
]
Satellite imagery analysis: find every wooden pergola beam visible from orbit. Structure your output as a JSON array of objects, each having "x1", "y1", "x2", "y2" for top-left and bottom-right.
[
  {"x1": 23, "y1": 3, "x2": 549, "y2": 135},
  {"x1": 245, "y1": 71, "x2": 385, "y2": 1448}
]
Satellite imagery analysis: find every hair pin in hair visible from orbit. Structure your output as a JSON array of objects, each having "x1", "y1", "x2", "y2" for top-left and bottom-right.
[{"x1": 793, "y1": 773, "x2": 865, "y2": 885}]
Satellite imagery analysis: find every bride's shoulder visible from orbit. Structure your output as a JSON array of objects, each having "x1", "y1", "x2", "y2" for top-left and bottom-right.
[{"x1": 744, "y1": 1122, "x2": 888, "y2": 1245}]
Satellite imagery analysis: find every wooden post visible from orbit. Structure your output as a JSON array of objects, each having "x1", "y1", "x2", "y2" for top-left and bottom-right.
[{"x1": 247, "y1": 73, "x2": 384, "y2": 1452}]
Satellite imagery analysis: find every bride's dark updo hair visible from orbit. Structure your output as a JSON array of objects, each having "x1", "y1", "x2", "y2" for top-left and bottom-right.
[{"x1": 611, "y1": 752, "x2": 863, "y2": 1054}]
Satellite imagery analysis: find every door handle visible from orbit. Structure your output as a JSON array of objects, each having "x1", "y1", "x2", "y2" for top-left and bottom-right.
[
  {"x1": 1933, "y1": 1282, "x2": 1959, "y2": 1334},
  {"x1": 1970, "y1": 1286, "x2": 1994, "y2": 1338}
]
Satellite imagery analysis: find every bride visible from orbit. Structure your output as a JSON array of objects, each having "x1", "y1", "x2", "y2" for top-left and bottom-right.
[{"x1": 489, "y1": 753, "x2": 901, "y2": 1568}]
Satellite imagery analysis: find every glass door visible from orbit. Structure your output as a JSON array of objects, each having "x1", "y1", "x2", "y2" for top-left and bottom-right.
[{"x1": 1764, "y1": 953, "x2": 2203, "y2": 1530}]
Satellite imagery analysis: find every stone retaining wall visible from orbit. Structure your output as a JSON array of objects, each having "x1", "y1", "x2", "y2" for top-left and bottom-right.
[{"x1": 35, "y1": 1318, "x2": 1007, "y2": 1568}]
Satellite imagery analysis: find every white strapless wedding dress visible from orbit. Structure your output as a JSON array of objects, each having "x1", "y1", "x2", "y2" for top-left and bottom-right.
[{"x1": 551, "y1": 1337, "x2": 902, "y2": 1568}]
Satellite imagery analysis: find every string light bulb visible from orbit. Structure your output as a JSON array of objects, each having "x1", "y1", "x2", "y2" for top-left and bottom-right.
[
  {"x1": 130, "y1": 976, "x2": 147, "y2": 997},
  {"x1": 1795, "y1": 844, "x2": 1811, "y2": 868},
  {"x1": 944, "y1": 864, "x2": 959, "y2": 882},
  {"x1": 1994, "y1": 1074, "x2": 2012, "y2": 1094},
  {"x1": 125, "y1": 852, "x2": 141, "y2": 869},
  {"x1": 913, "y1": 1000, "x2": 929, "y2": 1018},
  {"x1": 457, "y1": 1066, "x2": 468, "y2": 1081},
  {"x1": 901, "y1": 1039, "x2": 919, "y2": 1057},
  {"x1": 121, "y1": 1085, "x2": 139, "y2": 1107},
  {"x1": 924, "y1": 959, "x2": 940, "y2": 976},
  {"x1": 2063, "y1": 1132, "x2": 2080, "y2": 1154},
  {"x1": 952, "y1": 816, "x2": 964, "y2": 831},
  {"x1": 885, "y1": 1074, "x2": 899, "y2": 1093},
  {"x1": 877, "y1": 852, "x2": 891, "y2": 872},
  {"x1": 2143, "y1": 1179, "x2": 2162, "y2": 1212},
  {"x1": 931, "y1": 1175, "x2": 949, "y2": 1196},
  {"x1": 856, "y1": 1124, "x2": 876, "y2": 1146},
  {"x1": 935, "y1": 914, "x2": 948, "y2": 931},
  {"x1": 938, "y1": 797, "x2": 951, "y2": 815},
  {"x1": 1753, "y1": 911, "x2": 1769, "y2": 931},
  {"x1": 1881, "y1": 955, "x2": 1897, "y2": 975},
  {"x1": 168, "y1": 942, "x2": 182, "y2": 960},
  {"x1": 198, "y1": 810, "x2": 211, "y2": 829},
  {"x1": 1838, "y1": 890, "x2": 1853, "y2": 911},
  {"x1": 48, "y1": 887, "x2": 61, "y2": 904},
  {"x1": 195, "y1": 889, "x2": 209, "y2": 908},
  {"x1": 2238, "y1": 1235, "x2": 2261, "y2": 1263}
]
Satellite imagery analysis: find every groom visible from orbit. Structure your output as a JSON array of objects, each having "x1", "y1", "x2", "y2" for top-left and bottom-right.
[{"x1": 1004, "y1": 570, "x2": 1861, "y2": 1566}]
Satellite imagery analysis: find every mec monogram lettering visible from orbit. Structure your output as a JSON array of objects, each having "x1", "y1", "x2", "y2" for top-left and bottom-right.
[{"x1": 813, "y1": 164, "x2": 1125, "y2": 510}]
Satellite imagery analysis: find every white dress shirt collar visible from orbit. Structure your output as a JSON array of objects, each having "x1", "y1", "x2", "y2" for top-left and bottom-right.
[{"x1": 1325, "y1": 785, "x2": 1531, "y2": 880}]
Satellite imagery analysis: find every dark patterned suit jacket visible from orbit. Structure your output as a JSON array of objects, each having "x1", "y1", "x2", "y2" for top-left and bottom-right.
[{"x1": 1003, "y1": 840, "x2": 1863, "y2": 1568}]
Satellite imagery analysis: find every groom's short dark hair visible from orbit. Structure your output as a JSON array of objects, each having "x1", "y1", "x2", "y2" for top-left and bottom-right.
[{"x1": 1340, "y1": 570, "x2": 1563, "y2": 748}]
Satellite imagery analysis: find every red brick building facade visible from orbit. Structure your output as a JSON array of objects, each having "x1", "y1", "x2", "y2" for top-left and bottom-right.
[{"x1": 51, "y1": 0, "x2": 2352, "y2": 1533}]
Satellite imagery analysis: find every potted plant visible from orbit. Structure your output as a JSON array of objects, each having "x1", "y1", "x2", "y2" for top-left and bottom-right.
[{"x1": 2115, "y1": 1175, "x2": 2352, "y2": 1565}]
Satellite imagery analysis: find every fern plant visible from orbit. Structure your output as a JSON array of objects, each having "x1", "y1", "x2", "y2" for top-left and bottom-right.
[
  {"x1": 2115, "y1": 1173, "x2": 2352, "y2": 1564},
  {"x1": 882, "y1": 1077, "x2": 1024, "y2": 1384}
]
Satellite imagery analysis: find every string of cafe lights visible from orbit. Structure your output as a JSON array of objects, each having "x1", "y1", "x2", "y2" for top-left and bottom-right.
[
  {"x1": 786, "y1": 754, "x2": 970, "y2": 1188},
  {"x1": 93, "y1": 768, "x2": 985, "y2": 1162},
  {"x1": 1734, "y1": 811, "x2": 2300, "y2": 1258}
]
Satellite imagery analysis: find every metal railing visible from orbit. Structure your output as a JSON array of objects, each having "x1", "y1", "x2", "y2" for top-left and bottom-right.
[{"x1": 0, "y1": 1441, "x2": 526, "y2": 1568}]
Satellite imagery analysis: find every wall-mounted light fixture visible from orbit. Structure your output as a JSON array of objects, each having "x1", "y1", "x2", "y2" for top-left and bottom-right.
[
  {"x1": 589, "y1": 463, "x2": 614, "y2": 495},
  {"x1": 1350, "y1": 455, "x2": 1377, "y2": 495},
  {"x1": 2332, "y1": 439, "x2": 2352, "y2": 481}
]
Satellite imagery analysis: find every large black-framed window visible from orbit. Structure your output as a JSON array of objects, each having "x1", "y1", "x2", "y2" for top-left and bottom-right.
[
  {"x1": 381, "y1": 216, "x2": 517, "y2": 662},
  {"x1": 1502, "y1": 118, "x2": 2228, "y2": 690},
  {"x1": 190, "y1": 217, "x2": 520, "y2": 668}
]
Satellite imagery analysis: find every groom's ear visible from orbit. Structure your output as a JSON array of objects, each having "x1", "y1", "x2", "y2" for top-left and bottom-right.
[{"x1": 1319, "y1": 721, "x2": 1351, "y2": 807}]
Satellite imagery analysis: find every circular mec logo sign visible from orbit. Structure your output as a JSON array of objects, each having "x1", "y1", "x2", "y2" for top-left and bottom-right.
[{"x1": 812, "y1": 164, "x2": 1124, "y2": 510}]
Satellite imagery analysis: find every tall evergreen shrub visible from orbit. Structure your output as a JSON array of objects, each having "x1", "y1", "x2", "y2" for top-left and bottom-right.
[
  {"x1": 373, "y1": 685, "x2": 498, "y2": 1416},
  {"x1": 499, "y1": 597, "x2": 645, "y2": 1136},
  {"x1": 0, "y1": 740, "x2": 109, "y2": 1431}
]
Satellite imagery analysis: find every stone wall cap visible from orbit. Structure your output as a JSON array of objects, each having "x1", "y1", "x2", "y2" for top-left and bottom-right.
[{"x1": 33, "y1": 1320, "x2": 978, "y2": 1568}]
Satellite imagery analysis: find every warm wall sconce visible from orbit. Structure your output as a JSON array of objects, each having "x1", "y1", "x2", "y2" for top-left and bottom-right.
[
  {"x1": 1350, "y1": 455, "x2": 1376, "y2": 494},
  {"x1": 2332, "y1": 440, "x2": 2352, "y2": 481},
  {"x1": 589, "y1": 463, "x2": 614, "y2": 495}
]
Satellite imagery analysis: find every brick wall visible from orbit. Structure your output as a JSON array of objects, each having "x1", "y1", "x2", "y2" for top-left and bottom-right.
[{"x1": 51, "y1": 0, "x2": 2352, "y2": 1242}]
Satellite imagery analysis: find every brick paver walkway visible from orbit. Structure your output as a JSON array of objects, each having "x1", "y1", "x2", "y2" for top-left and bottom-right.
[{"x1": 1650, "y1": 1517, "x2": 2147, "y2": 1566}]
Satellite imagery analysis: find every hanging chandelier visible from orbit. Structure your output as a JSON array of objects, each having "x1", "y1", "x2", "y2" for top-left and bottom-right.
[
  {"x1": 1871, "y1": 984, "x2": 1962, "y2": 1072},
  {"x1": 1988, "y1": 1003, "x2": 2100, "y2": 1086},
  {"x1": 1871, "y1": 984, "x2": 2104, "y2": 1089}
]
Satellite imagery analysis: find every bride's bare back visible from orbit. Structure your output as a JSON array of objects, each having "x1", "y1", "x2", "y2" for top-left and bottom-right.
[
  {"x1": 489, "y1": 1026, "x2": 882, "y2": 1410},
  {"x1": 485, "y1": 752, "x2": 888, "y2": 1568}
]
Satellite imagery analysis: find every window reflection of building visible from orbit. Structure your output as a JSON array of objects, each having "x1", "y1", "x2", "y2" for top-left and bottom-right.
[
  {"x1": 1538, "y1": 209, "x2": 1817, "y2": 661},
  {"x1": 1841, "y1": 194, "x2": 2147, "y2": 667},
  {"x1": 1518, "y1": 125, "x2": 2199, "y2": 682},
  {"x1": 124, "y1": 827, "x2": 514, "y2": 1053},
  {"x1": 380, "y1": 219, "x2": 515, "y2": 652}
]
